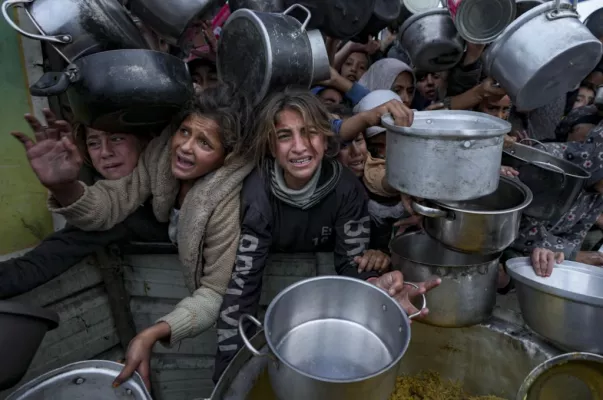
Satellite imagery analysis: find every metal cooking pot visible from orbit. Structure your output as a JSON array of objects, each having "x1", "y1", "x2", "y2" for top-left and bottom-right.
[
  {"x1": 229, "y1": 0, "x2": 284, "y2": 12},
  {"x1": 412, "y1": 176, "x2": 533, "y2": 254},
  {"x1": 238, "y1": 276, "x2": 426, "y2": 400},
  {"x1": 446, "y1": 0, "x2": 516, "y2": 44},
  {"x1": 1, "y1": 0, "x2": 148, "y2": 63},
  {"x1": 282, "y1": 0, "x2": 376, "y2": 39},
  {"x1": 391, "y1": 231, "x2": 500, "y2": 328},
  {"x1": 398, "y1": 9, "x2": 465, "y2": 72},
  {"x1": 6, "y1": 360, "x2": 152, "y2": 399},
  {"x1": 507, "y1": 258, "x2": 603, "y2": 354},
  {"x1": 502, "y1": 140, "x2": 590, "y2": 221},
  {"x1": 394, "y1": 0, "x2": 441, "y2": 29},
  {"x1": 129, "y1": 0, "x2": 225, "y2": 46},
  {"x1": 597, "y1": 85, "x2": 603, "y2": 110},
  {"x1": 351, "y1": 0, "x2": 401, "y2": 43},
  {"x1": 0, "y1": 301, "x2": 58, "y2": 391},
  {"x1": 382, "y1": 110, "x2": 510, "y2": 201},
  {"x1": 29, "y1": 49, "x2": 193, "y2": 134},
  {"x1": 483, "y1": 0, "x2": 603, "y2": 111},
  {"x1": 217, "y1": 4, "x2": 330, "y2": 105},
  {"x1": 516, "y1": 352, "x2": 603, "y2": 400}
]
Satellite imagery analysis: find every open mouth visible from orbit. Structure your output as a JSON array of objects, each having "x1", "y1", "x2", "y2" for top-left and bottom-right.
[
  {"x1": 346, "y1": 74, "x2": 357, "y2": 82},
  {"x1": 289, "y1": 156, "x2": 312, "y2": 167},
  {"x1": 349, "y1": 160, "x2": 365, "y2": 171},
  {"x1": 176, "y1": 154, "x2": 195, "y2": 170},
  {"x1": 103, "y1": 163, "x2": 123, "y2": 171}
]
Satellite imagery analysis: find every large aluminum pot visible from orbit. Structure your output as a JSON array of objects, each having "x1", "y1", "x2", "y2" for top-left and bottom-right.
[
  {"x1": 390, "y1": 231, "x2": 501, "y2": 327},
  {"x1": 398, "y1": 9, "x2": 465, "y2": 72},
  {"x1": 412, "y1": 176, "x2": 533, "y2": 254},
  {"x1": 507, "y1": 258, "x2": 603, "y2": 354},
  {"x1": 6, "y1": 360, "x2": 151, "y2": 399},
  {"x1": 1, "y1": 0, "x2": 148, "y2": 62},
  {"x1": 502, "y1": 141, "x2": 590, "y2": 221},
  {"x1": 129, "y1": 0, "x2": 225, "y2": 46},
  {"x1": 446, "y1": 0, "x2": 516, "y2": 43},
  {"x1": 483, "y1": 0, "x2": 603, "y2": 111},
  {"x1": 0, "y1": 301, "x2": 58, "y2": 390},
  {"x1": 217, "y1": 5, "x2": 330, "y2": 105},
  {"x1": 516, "y1": 352, "x2": 603, "y2": 400},
  {"x1": 382, "y1": 110, "x2": 510, "y2": 201},
  {"x1": 210, "y1": 319, "x2": 560, "y2": 400},
  {"x1": 237, "y1": 276, "x2": 426, "y2": 400}
]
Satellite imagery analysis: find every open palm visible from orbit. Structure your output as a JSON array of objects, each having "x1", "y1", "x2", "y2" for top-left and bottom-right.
[{"x1": 11, "y1": 109, "x2": 82, "y2": 189}]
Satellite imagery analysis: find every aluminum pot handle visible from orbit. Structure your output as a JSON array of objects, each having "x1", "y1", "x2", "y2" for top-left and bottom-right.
[
  {"x1": 404, "y1": 282, "x2": 427, "y2": 320},
  {"x1": 238, "y1": 314, "x2": 267, "y2": 358},
  {"x1": 531, "y1": 160, "x2": 567, "y2": 188},
  {"x1": 1, "y1": 0, "x2": 72, "y2": 44},
  {"x1": 282, "y1": 3, "x2": 312, "y2": 31},
  {"x1": 519, "y1": 138, "x2": 547, "y2": 149},
  {"x1": 411, "y1": 201, "x2": 447, "y2": 218}
]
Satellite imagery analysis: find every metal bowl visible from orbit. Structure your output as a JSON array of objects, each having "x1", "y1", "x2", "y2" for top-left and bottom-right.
[
  {"x1": 507, "y1": 258, "x2": 603, "y2": 354},
  {"x1": 516, "y1": 352, "x2": 603, "y2": 400},
  {"x1": 398, "y1": 9, "x2": 465, "y2": 72},
  {"x1": 0, "y1": 301, "x2": 59, "y2": 390}
]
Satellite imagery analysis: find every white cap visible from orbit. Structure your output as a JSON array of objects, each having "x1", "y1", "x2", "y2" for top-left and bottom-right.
[{"x1": 353, "y1": 90, "x2": 402, "y2": 138}]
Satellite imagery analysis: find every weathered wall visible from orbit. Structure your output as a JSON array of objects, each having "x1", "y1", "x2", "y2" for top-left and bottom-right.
[{"x1": 0, "y1": 9, "x2": 53, "y2": 255}]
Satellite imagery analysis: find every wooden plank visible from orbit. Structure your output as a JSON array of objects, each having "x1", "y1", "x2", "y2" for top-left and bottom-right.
[
  {"x1": 123, "y1": 254, "x2": 184, "y2": 271},
  {"x1": 96, "y1": 247, "x2": 137, "y2": 349},
  {"x1": 13, "y1": 259, "x2": 103, "y2": 307},
  {"x1": 124, "y1": 266, "x2": 189, "y2": 299}
]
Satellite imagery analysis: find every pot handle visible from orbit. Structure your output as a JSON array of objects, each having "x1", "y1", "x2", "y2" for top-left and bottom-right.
[
  {"x1": 238, "y1": 314, "x2": 267, "y2": 358},
  {"x1": 519, "y1": 138, "x2": 546, "y2": 149},
  {"x1": 282, "y1": 3, "x2": 312, "y2": 31},
  {"x1": 29, "y1": 70, "x2": 75, "y2": 97},
  {"x1": 530, "y1": 161, "x2": 567, "y2": 189},
  {"x1": 411, "y1": 202, "x2": 447, "y2": 218},
  {"x1": 1, "y1": 0, "x2": 72, "y2": 44},
  {"x1": 404, "y1": 282, "x2": 427, "y2": 320}
]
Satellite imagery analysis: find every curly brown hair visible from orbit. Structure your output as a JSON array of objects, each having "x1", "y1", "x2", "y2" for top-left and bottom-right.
[{"x1": 250, "y1": 89, "x2": 336, "y2": 167}]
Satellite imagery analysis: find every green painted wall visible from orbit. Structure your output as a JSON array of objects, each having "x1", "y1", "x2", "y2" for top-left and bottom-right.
[{"x1": 0, "y1": 15, "x2": 53, "y2": 255}]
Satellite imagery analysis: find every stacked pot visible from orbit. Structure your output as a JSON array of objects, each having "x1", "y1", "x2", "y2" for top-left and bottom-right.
[{"x1": 385, "y1": 110, "x2": 533, "y2": 327}]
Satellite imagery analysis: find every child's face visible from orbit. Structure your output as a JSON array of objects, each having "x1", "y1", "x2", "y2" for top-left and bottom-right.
[{"x1": 366, "y1": 133, "x2": 387, "y2": 159}]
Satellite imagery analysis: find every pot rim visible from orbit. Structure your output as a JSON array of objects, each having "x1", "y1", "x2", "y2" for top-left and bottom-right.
[
  {"x1": 391, "y1": 231, "x2": 502, "y2": 267},
  {"x1": 382, "y1": 110, "x2": 511, "y2": 138},
  {"x1": 262, "y1": 275, "x2": 411, "y2": 383},
  {"x1": 515, "y1": 352, "x2": 603, "y2": 400},
  {"x1": 399, "y1": 8, "x2": 450, "y2": 38},
  {"x1": 0, "y1": 301, "x2": 59, "y2": 330},
  {"x1": 431, "y1": 176, "x2": 533, "y2": 215},
  {"x1": 483, "y1": 1, "x2": 578, "y2": 73},
  {"x1": 503, "y1": 142, "x2": 591, "y2": 179},
  {"x1": 507, "y1": 257, "x2": 603, "y2": 307},
  {"x1": 453, "y1": 0, "x2": 516, "y2": 44}
]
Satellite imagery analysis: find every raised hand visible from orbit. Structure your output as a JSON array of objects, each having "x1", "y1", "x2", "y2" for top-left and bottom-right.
[{"x1": 11, "y1": 109, "x2": 82, "y2": 190}]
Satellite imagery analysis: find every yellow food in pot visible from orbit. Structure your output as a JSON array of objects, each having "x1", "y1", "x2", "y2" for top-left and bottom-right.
[{"x1": 390, "y1": 371, "x2": 507, "y2": 400}]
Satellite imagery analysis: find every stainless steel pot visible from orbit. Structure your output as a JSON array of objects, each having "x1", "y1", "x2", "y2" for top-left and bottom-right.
[
  {"x1": 1, "y1": 0, "x2": 148, "y2": 63},
  {"x1": 0, "y1": 301, "x2": 58, "y2": 390},
  {"x1": 238, "y1": 276, "x2": 426, "y2": 400},
  {"x1": 483, "y1": 0, "x2": 603, "y2": 111},
  {"x1": 6, "y1": 360, "x2": 152, "y2": 399},
  {"x1": 217, "y1": 4, "x2": 330, "y2": 105},
  {"x1": 382, "y1": 110, "x2": 510, "y2": 201},
  {"x1": 412, "y1": 176, "x2": 533, "y2": 254},
  {"x1": 129, "y1": 0, "x2": 224, "y2": 46},
  {"x1": 398, "y1": 9, "x2": 465, "y2": 72},
  {"x1": 390, "y1": 231, "x2": 500, "y2": 327},
  {"x1": 516, "y1": 352, "x2": 603, "y2": 400},
  {"x1": 507, "y1": 258, "x2": 603, "y2": 354},
  {"x1": 446, "y1": 0, "x2": 516, "y2": 44},
  {"x1": 502, "y1": 140, "x2": 590, "y2": 221}
]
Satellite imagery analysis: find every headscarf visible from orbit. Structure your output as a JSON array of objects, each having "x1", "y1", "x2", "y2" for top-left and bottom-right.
[
  {"x1": 358, "y1": 58, "x2": 416, "y2": 95},
  {"x1": 554, "y1": 105, "x2": 602, "y2": 142}
]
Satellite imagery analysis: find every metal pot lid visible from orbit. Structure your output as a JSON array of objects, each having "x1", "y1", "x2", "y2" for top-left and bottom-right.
[
  {"x1": 381, "y1": 110, "x2": 510, "y2": 138},
  {"x1": 516, "y1": 352, "x2": 603, "y2": 400},
  {"x1": 6, "y1": 360, "x2": 152, "y2": 400},
  {"x1": 402, "y1": 0, "x2": 441, "y2": 14},
  {"x1": 453, "y1": 0, "x2": 516, "y2": 44},
  {"x1": 0, "y1": 301, "x2": 59, "y2": 330},
  {"x1": 506, "y1": 257, "x2": 603, "y2": 307}
]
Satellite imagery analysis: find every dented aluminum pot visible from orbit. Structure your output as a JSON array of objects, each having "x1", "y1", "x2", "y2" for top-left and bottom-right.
[
  {"x1": 382, "y1": 110, "x2": 510, "y2": 201},
  {"x1": 391, "y1": 231, "x2": 501, "y2": 327},
  {"x1": 447, "y1": 0, "x2": 516, "y2": 43},
  {"x1": 217, "y1": 4, "x2": 330, "y2": 105}
]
